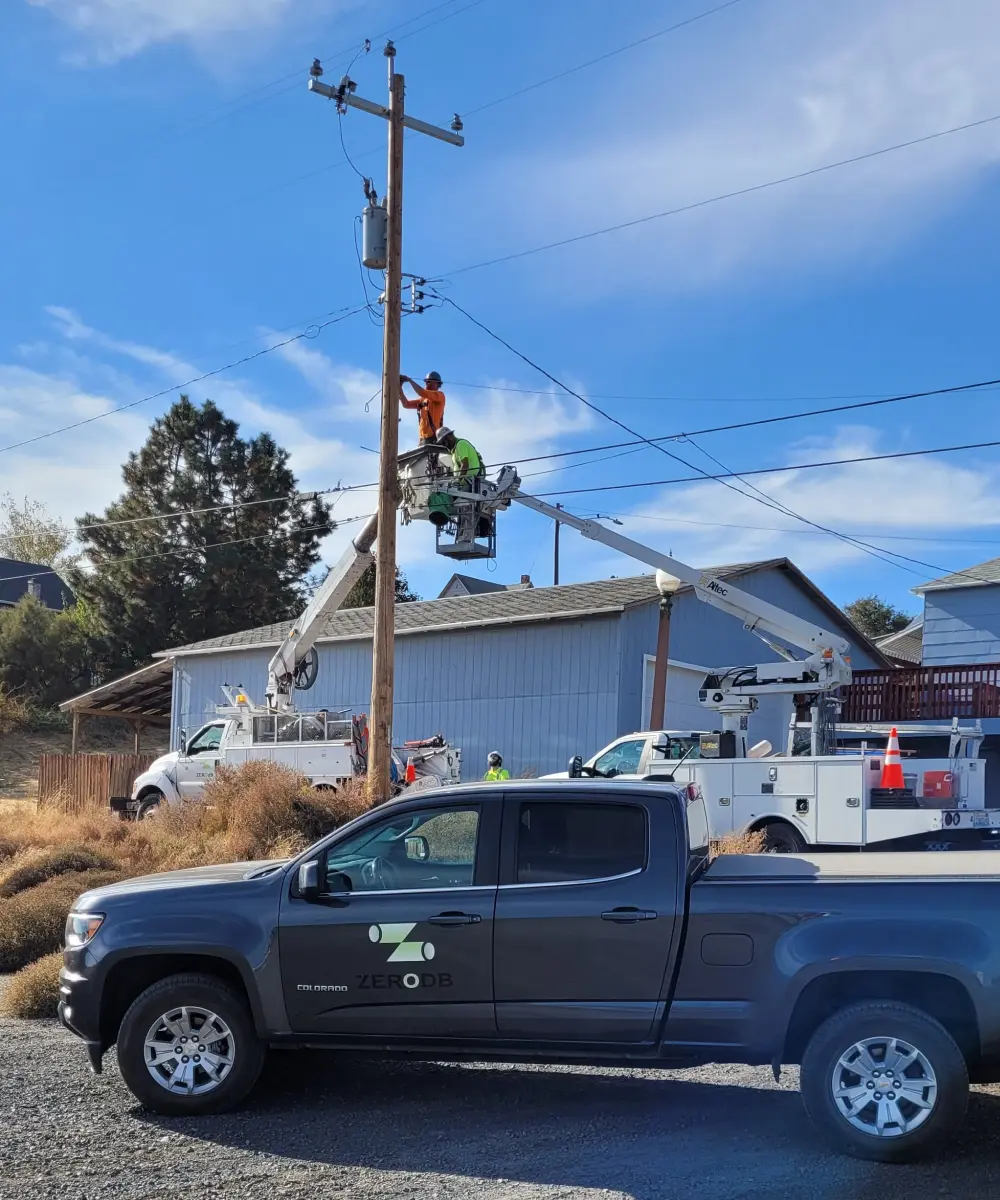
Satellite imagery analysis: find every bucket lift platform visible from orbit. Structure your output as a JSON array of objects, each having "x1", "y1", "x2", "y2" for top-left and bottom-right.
[{"x1": 399, "y1": 447, "x2": 514, "y2": 560}]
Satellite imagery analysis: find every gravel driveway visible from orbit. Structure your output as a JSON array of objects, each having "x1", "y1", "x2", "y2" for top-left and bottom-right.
[{"x1": 4, "y1": 1001, "x2": 1000, "y2": 1200}]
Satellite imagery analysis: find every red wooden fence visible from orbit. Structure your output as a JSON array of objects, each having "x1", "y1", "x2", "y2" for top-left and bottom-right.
[{"x1": 841, "y1": 664, "x2": 1000, "y2": 723}]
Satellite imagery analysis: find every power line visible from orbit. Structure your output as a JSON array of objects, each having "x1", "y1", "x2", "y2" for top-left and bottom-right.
[
  {"x1": 445, "y1": 379, "x2": 895, "y2": 403},
  {"x1": 492, "y1": 376, "x2": 1000, "y2": 469},
  {"x1": 86, "y1": 0, "x2": 486, "y2": 175},
  {"x1": 464, "y1": 0, "x2": 749, "y2": 117},
  {"x1": 606, "y1": 511, "x2": 1000, "y2": 547},
  {"x1": 437, "y1": 109, "x2": 1000, "y2": 278},
  {"x1": 435, "y1": 293, "x2": 1000, "y2": 585},
  {"x1": 0, "y1": 514, "x2": 376, "y2": 586},
  {"x1": 0, "y1": 306, "x2": 367, "y2": 457},
  {"x1": 530, "y1": 436, "x2": 1000, "y2": 497}
]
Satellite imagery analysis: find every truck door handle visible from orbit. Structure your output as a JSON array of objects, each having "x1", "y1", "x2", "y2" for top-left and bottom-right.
[
  {"x1": 601, "y1": 908, "x2": 657, "y2": 923},
  {"x1": 427, "y1": 912, "x2": 481, "y2": 926}
]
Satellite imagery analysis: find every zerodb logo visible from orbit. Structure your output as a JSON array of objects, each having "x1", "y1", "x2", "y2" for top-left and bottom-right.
[{"x1": 369, "y1": 923, "x2": 435, "y2": 962}]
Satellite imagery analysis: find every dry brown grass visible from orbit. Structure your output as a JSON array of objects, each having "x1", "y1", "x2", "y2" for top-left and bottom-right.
[
  {"x1": 709, "y1": 828, "x2": 767, "y2": 858},
  {"x1": 0, "y1": 686, "x2": 30, "y2": 737},
  {"x1": 0, "y1": 951, "x2": 62, "y2": 1019},
  {"x1": 0, "y1": 762, "x2": 377, "y2": 998},
  {"x1": 0, "y1": 845, "x2": 121, "y2": 898},
  {"x1": 0, "y1": 870, "x2": 123, "y2": 972}
]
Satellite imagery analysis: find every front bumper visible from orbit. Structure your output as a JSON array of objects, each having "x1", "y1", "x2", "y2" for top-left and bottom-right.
[{"x1": 58, "y1": 960, "x2": 105, "y2": 1074}]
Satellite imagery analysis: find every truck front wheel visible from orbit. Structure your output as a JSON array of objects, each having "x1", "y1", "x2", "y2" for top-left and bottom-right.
[
  {"x1": 800, "y1": 1001, "x2": 969, "y2": 1162},
  {"x1": 117, "y1": 974, "x2": 265, "y2": 1115},
  {"x1": 135, "y1": 790, "x2": 164, "y2": 820}
]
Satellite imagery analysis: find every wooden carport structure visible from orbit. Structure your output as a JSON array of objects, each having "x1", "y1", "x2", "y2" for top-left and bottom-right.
[{"x1": 59, "y1": 658, "x2": 174, "y2": 753}]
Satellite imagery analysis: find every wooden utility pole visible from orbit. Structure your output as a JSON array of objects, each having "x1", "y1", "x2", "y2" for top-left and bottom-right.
[
  {"x1": 308, "y1": 46, "x2": 464, "y2": 804},
  {"x1": 368, "y1": 59, "x2": 405, "y2": 804},
  {"x1": 648, "y1": 594, "x2": 673, "y2": 730}
]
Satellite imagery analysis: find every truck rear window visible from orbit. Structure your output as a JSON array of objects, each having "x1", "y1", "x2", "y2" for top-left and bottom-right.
[{"x1": 515, "y1": 802, "x2": 647, "y2": 884}]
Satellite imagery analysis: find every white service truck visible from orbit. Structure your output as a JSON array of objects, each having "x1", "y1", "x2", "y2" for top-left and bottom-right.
[
  {"x1": 121, "y1": 701, "x2": 461, "y2": 819},
  {"x1": 544, "y1": 723, "x2": 991, "y2": 852}
]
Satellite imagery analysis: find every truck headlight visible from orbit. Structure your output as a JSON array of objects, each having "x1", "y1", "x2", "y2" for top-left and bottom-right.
[{"x1": 65, "y1": 912, "x2": 105, "y2": 948}]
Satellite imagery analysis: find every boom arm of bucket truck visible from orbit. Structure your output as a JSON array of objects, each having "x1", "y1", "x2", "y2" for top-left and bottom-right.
[
  {"x1": 508, "y1": 487, "x2": 852, "y2": 706},
  {"x1": 265, "y1": 513, "x2": 379, "y2": 712}
]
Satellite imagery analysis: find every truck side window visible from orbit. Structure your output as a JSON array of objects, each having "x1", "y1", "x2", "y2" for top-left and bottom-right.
[
  {"x1": 325, "y1": 807, "x2": 481, "y2": 892},
  {"x1": 515, "y1": 802, "x2": 647, "y2": 885},
  {"x1": 592, "y1": 738, "x2": 646, "y2": 777},
  {"x1": 186, "y1": 725, "x2": 223, "y2": 756}
]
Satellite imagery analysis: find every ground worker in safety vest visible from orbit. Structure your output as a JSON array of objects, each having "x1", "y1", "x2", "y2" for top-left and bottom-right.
[
  {"x1": 484, "y1": 751, "x2": 510, "y2": 781},
  {"x1": 436, "y1": 426, "x2": 484, "y2": 479},
  {"x1": 400, "y1": 370, "x2": 446, "y2": 445}
]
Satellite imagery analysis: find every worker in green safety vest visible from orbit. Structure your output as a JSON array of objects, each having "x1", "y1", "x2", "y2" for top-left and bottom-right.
[
  {"x1": 483, "y1": 751, "x2": 510, "y2": 781},
  {"x1": 436, "y1": 426, "x2": 485, "y2": 480}
]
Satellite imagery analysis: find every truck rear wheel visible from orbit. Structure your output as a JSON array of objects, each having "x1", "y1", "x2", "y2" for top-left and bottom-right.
[
  {"x1": 800, "y1": 1001, "x2": 968, "y2": 1162},
  {"x1": 117, "y1": 973, "x2": 265, "y2": 1115},
  {"x1": 760, "y1": 821, "x2": 805, "y2": 853}
]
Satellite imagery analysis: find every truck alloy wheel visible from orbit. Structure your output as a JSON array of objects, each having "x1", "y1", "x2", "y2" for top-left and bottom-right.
[
  {"x1": 143, "y1": 1006, "x2": 236, "y2": 1096},
  {"x1": 830, "y1": 1035, "x2": 936, "y2": 1136},
  {"x1": 117, "y1": 974, "x2": 265, "y2": 1115},
  {"x1": 801, "y1": 1001, "x2": 969, "y2": 1162}
]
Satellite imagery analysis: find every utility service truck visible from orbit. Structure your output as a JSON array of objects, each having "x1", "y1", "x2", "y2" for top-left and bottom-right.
[{"x1": 396, "y1": 450, "x2": 1000, "y2": 852}]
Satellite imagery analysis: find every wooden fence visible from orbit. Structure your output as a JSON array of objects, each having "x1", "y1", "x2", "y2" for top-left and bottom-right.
[
  {"x1": 37, "y1": 753, "x2": 156, "y2": 814},
  {"x1": 841, "y1": 664, "x2": 1000, "y2": 724}
]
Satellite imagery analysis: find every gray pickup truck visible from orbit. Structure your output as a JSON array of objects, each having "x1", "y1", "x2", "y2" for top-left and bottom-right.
[{"x1": 59, "y1": 780, "x2": 1000, "y2": 1162}]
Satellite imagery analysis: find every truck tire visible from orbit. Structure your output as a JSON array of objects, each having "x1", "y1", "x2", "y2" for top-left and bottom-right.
[
  {"x1": 760, "y1": 821, "x2": 805, "y2": 853},
  {"x1": 800, "y1": 1000, "x2": 969, "y2": 1162},
  {"x1": 135, "y1": 790, "x2": 164, "y2": 820},
  {"x1": 117, "y1": 973, "x2": 265, "y2": 1116}
]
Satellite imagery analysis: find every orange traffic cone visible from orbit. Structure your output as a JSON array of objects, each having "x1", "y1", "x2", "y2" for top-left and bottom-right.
[
  {"x1": 880, "y1": 727, "x2": 905, "y2": 790},
  {"x1": 405, "y1": 759, "x2": 416, "y2": 784}
]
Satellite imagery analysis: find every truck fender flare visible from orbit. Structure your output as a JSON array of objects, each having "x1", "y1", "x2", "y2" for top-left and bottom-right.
[
  {"x1": 134, "y1": 771, "x2": 180, "y2": 806},
  {"x1": 100, "y1": 942, "x2": 270, "y2": 1039},
  {"x1": 773, "y1": 941, "x2": 989, "y2": 1058}
]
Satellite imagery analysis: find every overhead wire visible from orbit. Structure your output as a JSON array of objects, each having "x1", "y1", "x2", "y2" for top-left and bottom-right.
[
  {"x1": 0, "y1": 513, "x2": 377, "y2": 586},
  {"x1": 463, "y1": 0, "x2": 749, "y2": 117},
  {"x1": 0, "y1": 305, "x2": 368, "y2": 456},
  {"x1": 435, "y1": 109, "x2": 1000, "y2": 278},
  {"x1": 433, "y1": 293, "x2": 1000, "y2": 586}
]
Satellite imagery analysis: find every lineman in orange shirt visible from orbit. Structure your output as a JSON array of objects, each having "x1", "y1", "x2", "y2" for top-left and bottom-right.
[{"x1": 400, "y1": 370, "x2": 446, "y2": 445}]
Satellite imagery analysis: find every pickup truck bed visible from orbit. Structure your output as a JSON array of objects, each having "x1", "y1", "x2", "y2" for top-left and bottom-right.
[{"x1": 58, "y1": 781, "x2": 1000, "y2": 1164}]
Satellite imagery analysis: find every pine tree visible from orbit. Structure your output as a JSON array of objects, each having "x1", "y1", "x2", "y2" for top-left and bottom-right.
[
  {"x1": 343, "y1": 564, "x2": 420, "y2": 609},
  {"x1": 73, "y1": 396, "x2": 333, "y2": 672}
]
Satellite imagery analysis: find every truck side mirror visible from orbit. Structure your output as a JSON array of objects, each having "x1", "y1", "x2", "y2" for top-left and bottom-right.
[
  {"x1": 297, "y1": 861, "x2": 320, "y2": 900},
  {"x1": 568, "y1": 755, "x2": 583, "y2": 778},
  {"x1": 405, "y1": 835, "x2": 430, "y2": 861}
]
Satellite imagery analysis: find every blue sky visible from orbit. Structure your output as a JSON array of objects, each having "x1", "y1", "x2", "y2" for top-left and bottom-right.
[{"x1": 3, "y1": 0, "x2": 1000, "y2": 618}]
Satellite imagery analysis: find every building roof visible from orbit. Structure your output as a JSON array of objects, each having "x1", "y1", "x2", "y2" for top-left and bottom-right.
[
  {"x1": 161, "y1": 558, "x2": 889, "y2": 664},
  {"x1": 59, "y1": 658, "x2": 174, "y2": 722},
  {"x1": 875, "y1": 617, "x2": 923, "y2": 665},
  {"x1": 0, "y1": 557, "x2": 71, "y2": 610},
  {"x1": 913, "y1": 556, "x2": 1000, "y2": 594},
  {"x1": 437, "y1": 572, "x2": 534, "y2": 598}
]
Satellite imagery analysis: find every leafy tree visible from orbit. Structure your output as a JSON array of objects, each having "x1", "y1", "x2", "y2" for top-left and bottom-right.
[
  {"x1": 73, "y1": 396, "x2": 333, "y2": 673},
  {"x1": 0, "y1": 596, "x2": 90, "y2": 707},
  {"x1": 0, "y1": 494, "x2": 77, "y2": 569},
  {"x1": 844, "y1": 594, "x2": 912, "y2": 639},
  {"x1": 343, "y1": 564, "x2": 420, "y2": 608}
]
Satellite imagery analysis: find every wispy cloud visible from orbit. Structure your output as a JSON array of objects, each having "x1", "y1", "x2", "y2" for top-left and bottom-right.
[
  {"x1": 467, "y1": 0, "x2": 1000, "y2": 294},
  {"x1": 564, "y1": 425, "x2": 1000, "y2": 587},
  {"x1": 26, "y1": 0, "x2": 358, "y2": 64}
]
